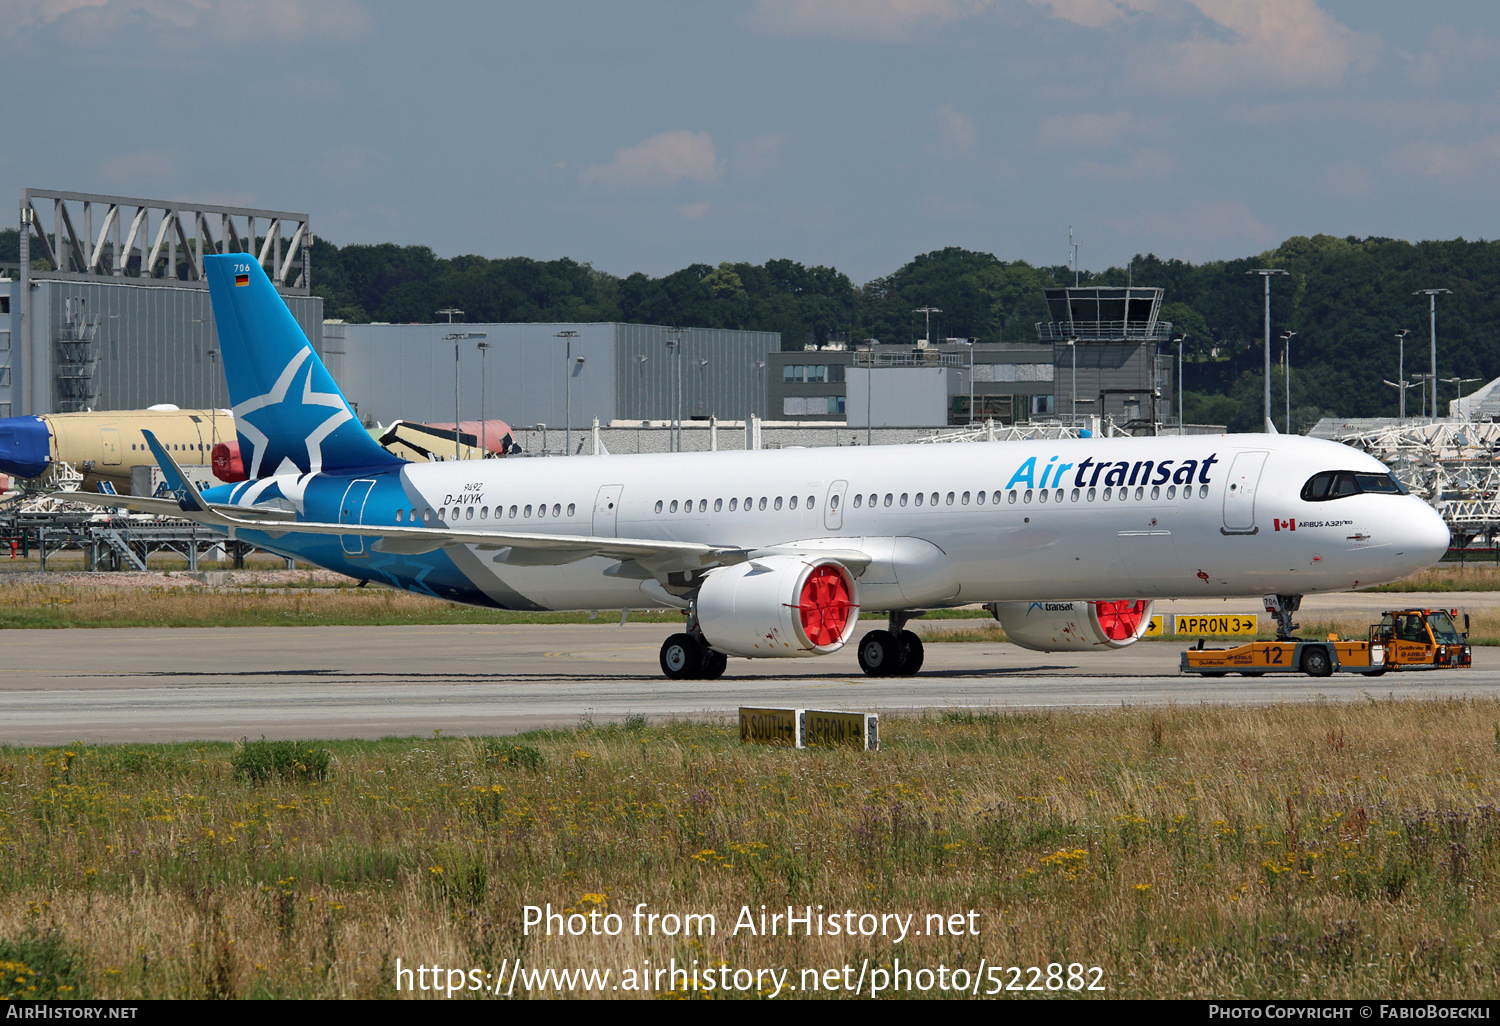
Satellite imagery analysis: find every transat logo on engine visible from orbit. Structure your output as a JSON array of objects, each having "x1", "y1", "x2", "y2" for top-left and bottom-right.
[{"x1": 1005, "y1": 453, "x2": 1220, "y2": 490}]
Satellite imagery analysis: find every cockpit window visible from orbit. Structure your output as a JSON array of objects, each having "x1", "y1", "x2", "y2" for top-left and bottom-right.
[{"x1": 1301, "y1": 470, "x2": 1408, "y2": 501}]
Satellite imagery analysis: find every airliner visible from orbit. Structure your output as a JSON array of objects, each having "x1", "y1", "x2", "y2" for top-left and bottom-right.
[{"x1": 60, "y1": 255, "x2": 1451, "y2": 681}]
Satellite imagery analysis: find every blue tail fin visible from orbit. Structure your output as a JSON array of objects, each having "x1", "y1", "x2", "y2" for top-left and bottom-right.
[{"x1": 205, "y1": 254, "x2": 400, "y2": 478}]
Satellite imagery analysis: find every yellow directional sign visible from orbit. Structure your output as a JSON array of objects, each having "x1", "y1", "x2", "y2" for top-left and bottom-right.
[
  {"x1": 1144, "y1": 615, "x2": 1165, "y2": 637},
  {"x1": 1174, "y1": 614, "x2": 1258, "y2": 636},
  {"x1": 739, "y1": 707, "x2": 803, "y2": 747},
  {"x1": 804, "y1": 710, "x2": 879, "y2": 751}
]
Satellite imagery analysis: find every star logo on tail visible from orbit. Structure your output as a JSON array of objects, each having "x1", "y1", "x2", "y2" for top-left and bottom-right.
[{"x1": 232, "y1": 349, "x2": 354, "y2": 478}]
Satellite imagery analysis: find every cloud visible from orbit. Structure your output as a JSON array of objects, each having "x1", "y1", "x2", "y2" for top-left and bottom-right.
[
  {"x1": 733, "y1": 133, "x2": 790, "y2": 176},
  {"x1": 1070, "y1": 148, "x2": 1177, "y2": 181},
  {"x1": 0, "y1": 0, "x2": 371, "y2": 42},
  {"x1": 935, "y1": 105, "x2": 976, "y2": 153},
  {"x1": 1152, "y1": 0, "x2": 1378, "y2": 91},
  {"x1": 1408, "y1": 25, "x2": 1500, "y2": 88},
  {"x1": 676, "y1": 201, "x2": 712, "y2": 219},
  {"x1": 1026, "y1": 0, "x2": 1156, "y2": 29},
  {"x1": 1321, "y1": 161, "x2": 1373, "y2": 197},
  {"x1": 750, "y1": 0, "x2": 992, "y2": 40},
  {"x1": 579, "y1": 131, "x2": 719, "y2": 189},
  {"x1": 98, "y1": 150, "x2": 174, "y2": 183},
  {"x1": 1105, "y1": 199, "x2": 1276, "y2": 249},
  {"x1": 1388, "y1": 134, "x2": 1500, "y2": 184},
  {"x1": 1038, "y1": 111, "x2": 1156, "y2": 149}
]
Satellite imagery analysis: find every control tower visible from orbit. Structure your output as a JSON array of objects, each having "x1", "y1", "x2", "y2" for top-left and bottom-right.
[{"x1": 1036, "y1": 286, "x2": 1175, "y2": 431}]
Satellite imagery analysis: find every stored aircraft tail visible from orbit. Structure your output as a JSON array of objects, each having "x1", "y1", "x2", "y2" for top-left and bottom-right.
[{"x1": 204, "y1": 254, "x2": 400, "y2": 478}]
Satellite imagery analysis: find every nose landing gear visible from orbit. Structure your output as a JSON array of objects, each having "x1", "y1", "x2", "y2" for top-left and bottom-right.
[{"x1": 1264, "y1": 594, "x2": 1302, "y2": 641}]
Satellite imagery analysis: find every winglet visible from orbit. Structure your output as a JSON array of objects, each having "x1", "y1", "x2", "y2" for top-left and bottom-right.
[{"x1": 142, "y1": 430, "x2": 209, "y2": 513}]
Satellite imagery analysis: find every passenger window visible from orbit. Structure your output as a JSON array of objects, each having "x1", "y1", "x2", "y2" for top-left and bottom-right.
[
  {"x1": 714, "y1": 498, "x2": 722, "y2": 511},
  {"x1": 729, "y1": 498, "x2": 738, "y2": 511},
  {"x1": 698, "y1": 499, "x2": 707, "y2": 512},
  {"x1": 437, "y1": 508, "x2": 446, "y2": 521},
  {"x1": 775, "y1": 496, "x2": 783, "y2": 510},
  {"x1": 670, "y1": 500, "x2": 678, "y2": 513},
  {"x1": 537, "y1": 504, "x2": 546, "y2": 518},
  {"x1": 807, "y1": 496, "x2": 815, "y2": 508},
  {"x1": 790, "y1": 495, "x2": 799, "y2": 510},
  {"x1": 915, "y1": 493, "x2": 924, "y2": 507},
  {"x1": 961, "y1": 491, "x2": 969, "y2": 505},
  {"x1": 1103, "y1": 487, "x2": 1112, "y2": 500},
  {"x1": 992, "y1": 491, "x2": 1002, "y2": 504},
  {"x1": 883, "y1": 494, "x2": 892, "y2": 507},
  {"x1": 975, "y1": 490, "x2": 984, "y2": 505},
  {"x1": 1024, "y1": 490, "x2": 1033, "y2": 504},
  {"x1": 1070, "y1": 488, "x2": 1079, "y2": 502},
  {"x1": 655, "y1": 500, "x2": 663, "y2": 513},
  {"x1": 481, "y1": 506, "x2": 489, "y2": 518},
  {"x1": 509, "y1": 505, "x2": 518, "y2": 517},
  {"x1": 1198, "y1": 484, "x2": 1208, "y2": 498},
  {"x1": 1166, "y1": 486, "x2": 1176, "y2": 499},
  {"x1": 760, "y1": 497, "x2": 768, "y2": 510},
  {"x1": 1008, "y1": 490, "x2": 1017, "y2": 504},
  {"x1": 553, "y1": 504, "x2": 561, "y2": 517},
  {"x1": 1086, "y1": 488, "x2": 1096, "y2": 501},
  {"x1": 1150, "y1": 486, "x2": 1159, "y2": 500},
  {"x1": 899, "y1": 493, "x2": 908, "y2": 506},
  {"x1": 395, "y1": 509, "x2": 404, "y2": 522},
  {"x1": 566, "y1": 504, "x2": 574, "y2": 516},
  {"x1": 524, "y1": 505, "x2": 533, "y2": 517},
  {"x1": 946, "y1": 492, "x2": 954, "y2": 505},
  {"x1": 1134, "y1": 486, "x2": 1144, "y2": 500},
  {"x1": 1039, "y1": 489, "x2": 1048, "y2": 503},
  {"x1": 853, "y1": 494, "x2": 862, "y2": 508},
  {"x1": 466, "y1": 506, "x2": 474, "y2": 520}
]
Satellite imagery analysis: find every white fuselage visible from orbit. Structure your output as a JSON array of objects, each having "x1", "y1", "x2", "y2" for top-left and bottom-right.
[{"x1": 327, "y1": 432, "x2": 1450, "y2": 612}]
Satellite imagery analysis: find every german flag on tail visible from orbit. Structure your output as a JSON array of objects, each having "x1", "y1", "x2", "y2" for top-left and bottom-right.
[{"x1": 235, "y1": 273, "x2": 249, "y2": 286}]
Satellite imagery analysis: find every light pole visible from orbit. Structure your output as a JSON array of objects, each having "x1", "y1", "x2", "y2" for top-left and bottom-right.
[
  {"x1": 1280, "y1": 331, "x2": 1296, "y2": 433},
  {"x1": 206, "y1": 348, "x2": 219, "y2": 448},
  {"x1": 443, "y1": 331, "x2": 486, "y2": 460},
  {"x1": 1066, "y1": 335, "x2": 1078, "y2": 427},
  {"x1": 913, "y1": 307, "x2": 940, "y2": 347},
  {"x1": 1414, "y1": 288, "x2": 1452, "y2": 418},
  {"x1": 477, "y1": 340, "x2": 491, "y2": 455},
  {"x1": 665, "y1": 327, "x2": 686, "y2": 452},
  {"x1": 1174, "y1": 334, "x2": 1186, "y2": 435},
  {"x1": 1393, "y1": 329, "x2": 1410, "y2": 418},
  {"x1": 555, "y1": 330, "x2": 580, "y2": 457},
  {"x1": 1442, "y1": 376, "x2": 1481, "y2": 420},
  {"x1": 1246, "y1": 269, "x2": 1288, "y2": 433},
  {"x1": 1384, "y1": 377, "x2": 1415, "y2": 413},
  {"x1": 437, "y1": 307, "x2": 462, "y2": 325},
  {"x1": 1411, "y1": 372, "x2": 1432, "y2": 420}
]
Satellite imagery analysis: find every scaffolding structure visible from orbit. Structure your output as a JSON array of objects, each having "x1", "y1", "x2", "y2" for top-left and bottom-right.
[{"x1": 1325, "y1": 420, "x2": 1500, "y2": 541}]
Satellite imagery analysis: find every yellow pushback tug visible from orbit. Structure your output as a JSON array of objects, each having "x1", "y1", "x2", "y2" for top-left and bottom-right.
[{"x1": 1181, "y1": 605, "x2": 1473, "y2": 678}]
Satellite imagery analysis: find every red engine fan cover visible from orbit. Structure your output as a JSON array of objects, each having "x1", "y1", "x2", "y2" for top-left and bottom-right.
[
  {"x1": 212, "y1": 440, "x2": 246, "y2": 482},
  {"x1": 1094, "y1": 599, "x2": 1150, "y2": 641},
  {"x1": 797, "y1": 564, "x2": 854, "y2": 647}
]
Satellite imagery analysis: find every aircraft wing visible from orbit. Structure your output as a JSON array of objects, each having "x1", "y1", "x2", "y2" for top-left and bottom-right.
[{"x1": 50, "y1": 490, "x2": 298, "y2": 523}]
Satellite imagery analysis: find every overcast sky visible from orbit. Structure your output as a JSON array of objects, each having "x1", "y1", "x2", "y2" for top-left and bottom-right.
[{"x1": 3, "y1": 0, "x2": 1497, "y2": 283}]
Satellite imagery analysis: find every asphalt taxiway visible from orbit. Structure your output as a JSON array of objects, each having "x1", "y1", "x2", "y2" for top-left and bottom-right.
[{"x1": 2, "y1": 592, "x2": 1498, "y2": 743}]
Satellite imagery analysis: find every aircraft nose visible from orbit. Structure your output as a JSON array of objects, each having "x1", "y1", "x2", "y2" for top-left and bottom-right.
[
  {"x1": 0, "y1": 417, "x2": 51, "y2": 478},
  {"x1": 1403, "y1": 499, "x2": 1451, "y2": 569}
]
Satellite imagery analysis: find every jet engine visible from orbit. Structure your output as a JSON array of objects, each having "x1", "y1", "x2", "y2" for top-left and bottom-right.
[
  {"x1": 989, "y1": 599, "x2": 1154, "y2": 652},
  {"x1": 694, "y1": 555, "x2": 859, "y2": 658}
]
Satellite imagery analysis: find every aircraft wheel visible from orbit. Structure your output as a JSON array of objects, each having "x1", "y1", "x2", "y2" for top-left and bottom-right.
[
  {"x1": 896, "y1": 631, "x2": 925, "y2": 675},
  {"x1": 857, "y1": 630, "x2": 898, "y2": 677},
  {"x1": 660, "y1": 633, "x2": 705, "y2": 680},
  {"x1": 699, "y1": 649, "x2": 728, "y2": 680},
  {"x1": 1301, "y1": 646, "x2": 1333, "y2": 678}
]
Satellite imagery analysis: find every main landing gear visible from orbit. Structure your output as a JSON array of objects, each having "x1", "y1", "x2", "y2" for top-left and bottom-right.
[
  {"x1": 659, "y1": 632, "x2": 728, "y2": 681},
  {"x1": 857, "y1": 611, "x2": 925, "y2": 677}
]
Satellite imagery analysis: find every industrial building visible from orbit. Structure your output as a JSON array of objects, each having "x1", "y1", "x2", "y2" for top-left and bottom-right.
[
  {"x1": 7, "y1": 189, "x2": 322, "y2": 416},
  {"x1": 766, "y1": 285, "x2": 1178, "y2": 431},
  {"x1": 327, "y1": 321, "x2": 778, "y2": 435}
]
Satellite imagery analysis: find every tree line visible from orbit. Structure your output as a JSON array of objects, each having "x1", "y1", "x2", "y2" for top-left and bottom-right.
[{"x1": 6, "y1": 228, "x2": 1497, "y2": 431}]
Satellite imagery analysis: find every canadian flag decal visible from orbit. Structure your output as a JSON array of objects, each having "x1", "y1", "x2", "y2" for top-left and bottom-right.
[{"x1": 1274, "y1": 518, "x2": 1296, "y2": 532}]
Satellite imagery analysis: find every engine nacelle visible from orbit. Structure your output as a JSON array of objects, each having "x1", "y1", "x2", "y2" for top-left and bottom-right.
[
  {"x1": 694, "y1": 555, "x2": 859, "y2": 658},
  {"x1": 990, "y1": 599, "x2": 1154, "y2": 652}
]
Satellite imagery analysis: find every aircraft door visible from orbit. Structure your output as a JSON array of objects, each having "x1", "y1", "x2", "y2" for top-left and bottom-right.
[
  {"x1": 100, "y1": 428, "x2": 121, "y2": 465},
  {"x1": 339, "y1": 479, "x2": 377, "y2": 556},
  {"x1": 1221, "y1": 451, "x2": 1268, "y2": 534},
  {"x1": 824, "y1": 480, "x2": 848, "y2": 531},
  {"x1": 593, "y1": 484, "x2": 623, "y2": 537}
]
